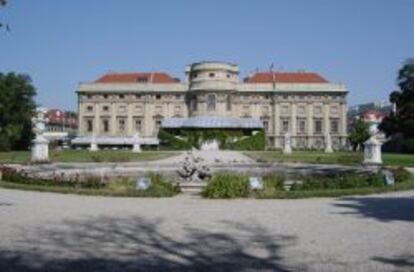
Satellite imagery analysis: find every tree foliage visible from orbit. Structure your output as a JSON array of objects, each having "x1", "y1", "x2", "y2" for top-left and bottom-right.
[
  {"x1": 0, "y1": 0, "x2": 8, "y2": 31},
  {"x1": 348, "y1": 119, "x2": 370, "y2": 151},
  {"x1": 0, "y1": 72, "x2": 37, "y2": 151},
  {"x1": 379, "y1": 59, "x2": 414, "y2": 139}
]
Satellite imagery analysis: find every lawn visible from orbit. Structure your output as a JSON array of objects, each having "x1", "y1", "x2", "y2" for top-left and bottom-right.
[
  {"x1": 244, "y1": 151, "x2": 414, "y2": 167},
  {"x1": 0, "y1": 150, "x2": 179, "y2": 163}
]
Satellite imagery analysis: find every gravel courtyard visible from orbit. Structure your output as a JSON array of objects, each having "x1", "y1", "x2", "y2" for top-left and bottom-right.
[{"x1": 0, "y1": 188, "x2": 413, "y2": 272}]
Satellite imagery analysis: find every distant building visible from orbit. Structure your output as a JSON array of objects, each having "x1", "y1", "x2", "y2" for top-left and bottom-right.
[
  {"x1": 347, "y1": 101, "x2": 392, "y2": 132},
  {"x1": 44, "y1": 109, "x2": 78, "y2": 141},
  {"x1": 74, "y1": 61, "x2": 348, "y2": 150}
]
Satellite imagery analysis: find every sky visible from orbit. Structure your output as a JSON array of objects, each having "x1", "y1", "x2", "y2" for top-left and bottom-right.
[{"x1": 1, "y1": 0, "x2": 413, "y2": 111}]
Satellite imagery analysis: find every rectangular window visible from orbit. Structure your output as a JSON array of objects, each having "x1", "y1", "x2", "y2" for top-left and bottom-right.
[
  {"x1": 134, "y1": 118, "x2": 142, "y2": 133},
  {"x1": 102, "y1": 119, "x2": 109, "y2": 133},
  {"x1": 226, "y1": 95, "x2": 232, "y2": 111},
  {"x1": 192, "y1": 98, "x2": 198, "y2": 111},
  {"x1": 174, "y1": 105, "x2": 181, "y2": 116},
  {"x1": 118, "y1": 118, "x2": 126, "y2": 132},
  {"x1": 156, "y1": 94, "x2": 161, "y2": 100},
  {"x1": 154, "y1": 118, "x2": 162, "y2": 134},
  {"x1": 207, "y1": 94, "x2": 216, "y2": 111},
  {"x1": 330, "y1": 119, "x2": 339, "y2": 133},
  {"x1": 281, "y1": 119, "x2": 289, "y2": 133},
  {"x1": 314, "y1": 119, "x2": 323, "y2": 134},
  {"x1": 86, "y1": 119, "x2": 93, "y2": 132},
  {"x1": 86, "y1": 105, "x2": 93, "y2": 112},
  {"x1": 262, "y1": 120, "x2": 269, "y2": 132},
  {"x1": 103, "y1": 106, "x2": 109, "y2": 112},
  {"x1": 297, "y1": 118, "x2": 306, "y2": 134}
]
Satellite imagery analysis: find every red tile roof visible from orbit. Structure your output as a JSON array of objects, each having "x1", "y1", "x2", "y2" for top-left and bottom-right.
[
  {"x1": 244, "y1": 72, "x2": 329, "y2": 83},
  {"x1": 95, "y1": 72, "x2": 179, "y2": 84},
  {"x1": 46, "y1": 109, "x2": 78, "y2": 126}
]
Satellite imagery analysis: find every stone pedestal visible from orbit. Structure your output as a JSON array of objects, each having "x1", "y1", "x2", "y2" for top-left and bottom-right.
[
  {"x1": 31, "y1": 135, "x2": 49, "y2": 162},
  {"x1": 132, "y1": 133, "x2": 142, "y2": 153},
  {"x1": 324, "y1": 133, "x2": 333, "y2": 153},
  {"x1": 90, "y1": 142, "x2": 99, "y2": 152},
  {"x1": 132, "y1": 143, "x2": 141, "y2": 153},
  {"x1": 90, "y1": 135, "x2": 98, "y2": 152},
  {"x1": 283, "y1": 133, "x2": 292, "y2": 154},
  {"x1": 363, "y1": 136, "x2": 383, "y2": 165}
]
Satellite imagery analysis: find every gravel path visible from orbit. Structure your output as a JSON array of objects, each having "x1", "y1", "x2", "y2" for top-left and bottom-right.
[{"x1": 0, "y1": 188, "x2": 413, "y2": 271}]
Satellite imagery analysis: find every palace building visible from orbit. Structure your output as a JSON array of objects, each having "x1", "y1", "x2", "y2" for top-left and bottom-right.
[{"x1": 74, "y1": 61, "x2": 348, "y2": 150}]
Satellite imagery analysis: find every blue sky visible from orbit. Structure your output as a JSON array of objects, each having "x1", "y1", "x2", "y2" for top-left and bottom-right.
[{"x1": 1, "y1": 0, "x2": 413, "y2": 110}]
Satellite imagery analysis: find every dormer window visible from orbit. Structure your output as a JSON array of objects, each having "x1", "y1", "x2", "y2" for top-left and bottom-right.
[{"x1": 137, "y1": 77, "x2": 148, "y2": 83}]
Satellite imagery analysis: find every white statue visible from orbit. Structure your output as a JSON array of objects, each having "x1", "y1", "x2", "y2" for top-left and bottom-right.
[
  {"x1": 363, "y1": 124, "x2": 385, "y2": 165},
  {"x1": 200, "y1": 139, "x2": 219, "y2": 151},
  {"x1": 132, "y1": 132, "x2": 142, "y2": 153},
  {"x1": 283, "y1": 132, "x2": 292, "y2": 154},
  {"x1": 31, "y1": 108, "x2": 49, "y2": 162},
  {"x1": 324, "y1": 133, "x2": 333, "y2": 153},
  {"x1": 90, "y1": 134, "x2": 98, "y2": 152}
]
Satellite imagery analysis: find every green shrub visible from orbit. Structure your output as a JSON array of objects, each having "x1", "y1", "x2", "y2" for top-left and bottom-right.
[
  {"x1": 390, "y1": 167, "x2": 411, "y2": 183},
  {"x1": 142, "y1": 172, "x2": 181, "y2": 197},
  {"x1": 0, "y1": 165, "x2": 179, "y2": 197},
  {"x1": 202, "y1": 173, "x2": 249, "y2": 198},
  {"x1": 254, "y1": 174, "x2": 285, "y2": 198},
  {"x1": 290, "y1": 173, "x2": 385, "y2": 191},
  {"x1": 158, "y1": 129, "x2": 192, "y2": 150},
  {"x1": 227, "y1": 131, "x2": 265, "y2": 151}
]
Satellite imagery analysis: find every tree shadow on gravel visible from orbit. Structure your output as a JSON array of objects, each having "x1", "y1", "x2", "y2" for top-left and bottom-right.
[
  {"x1": 372, "y1": 255, "x2": 414, "y2": 269},
  {"x1": 333, "y1": 196, "x2": 414, "y2": 222},
  {"x1": 0, "y1": 216, "x2": 297, "y2": 272}
]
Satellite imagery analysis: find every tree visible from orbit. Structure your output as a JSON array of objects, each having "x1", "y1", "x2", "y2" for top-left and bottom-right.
[
  {"x1": 0, "y1": 72, "x2": 37, "y2": 151},
  {"x1": 379, "y1": 58, "x2": 414, "y2": 141},
  {"x1": 348, "y1": 119, "x2": 370, "y2": 151},
  {"x1": 0, "y1": 0, "x2": 9, "y2": 31}
]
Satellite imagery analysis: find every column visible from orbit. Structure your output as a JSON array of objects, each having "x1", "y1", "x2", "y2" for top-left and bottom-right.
[
  {"x1": 274, "y1": 103, "x2": 280, "y2": 148},
  {"x1": 94, "y1": 102, "x2": 100, "y2": 135},
  {"x1": 323, "y1": 103, "x2": 330, "y2": 135},
  {"x1": 341, "y1": 102, "x2": 348, "y2": 146},
  {"x1": 291, "y1": 103, "x2": 297, "y2": 147},
  {"x1": 307, "y1": 102, "x2": 313, "y2": 148},
  {"x1": 127, "y1": 103, "x2": 133, "y2": 136},
  {"x1": 111, "y1": 103, "x2": 116, "y2": 136}
]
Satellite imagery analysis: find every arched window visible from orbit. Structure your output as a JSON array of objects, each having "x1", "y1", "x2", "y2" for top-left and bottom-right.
[{"x1": 207, "y1": 94, "x2": 216, "y2": 111}]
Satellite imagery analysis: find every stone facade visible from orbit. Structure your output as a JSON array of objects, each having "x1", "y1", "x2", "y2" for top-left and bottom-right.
[{"x1": 76, "y1": 61, "x2": 348, "y2": 149}]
